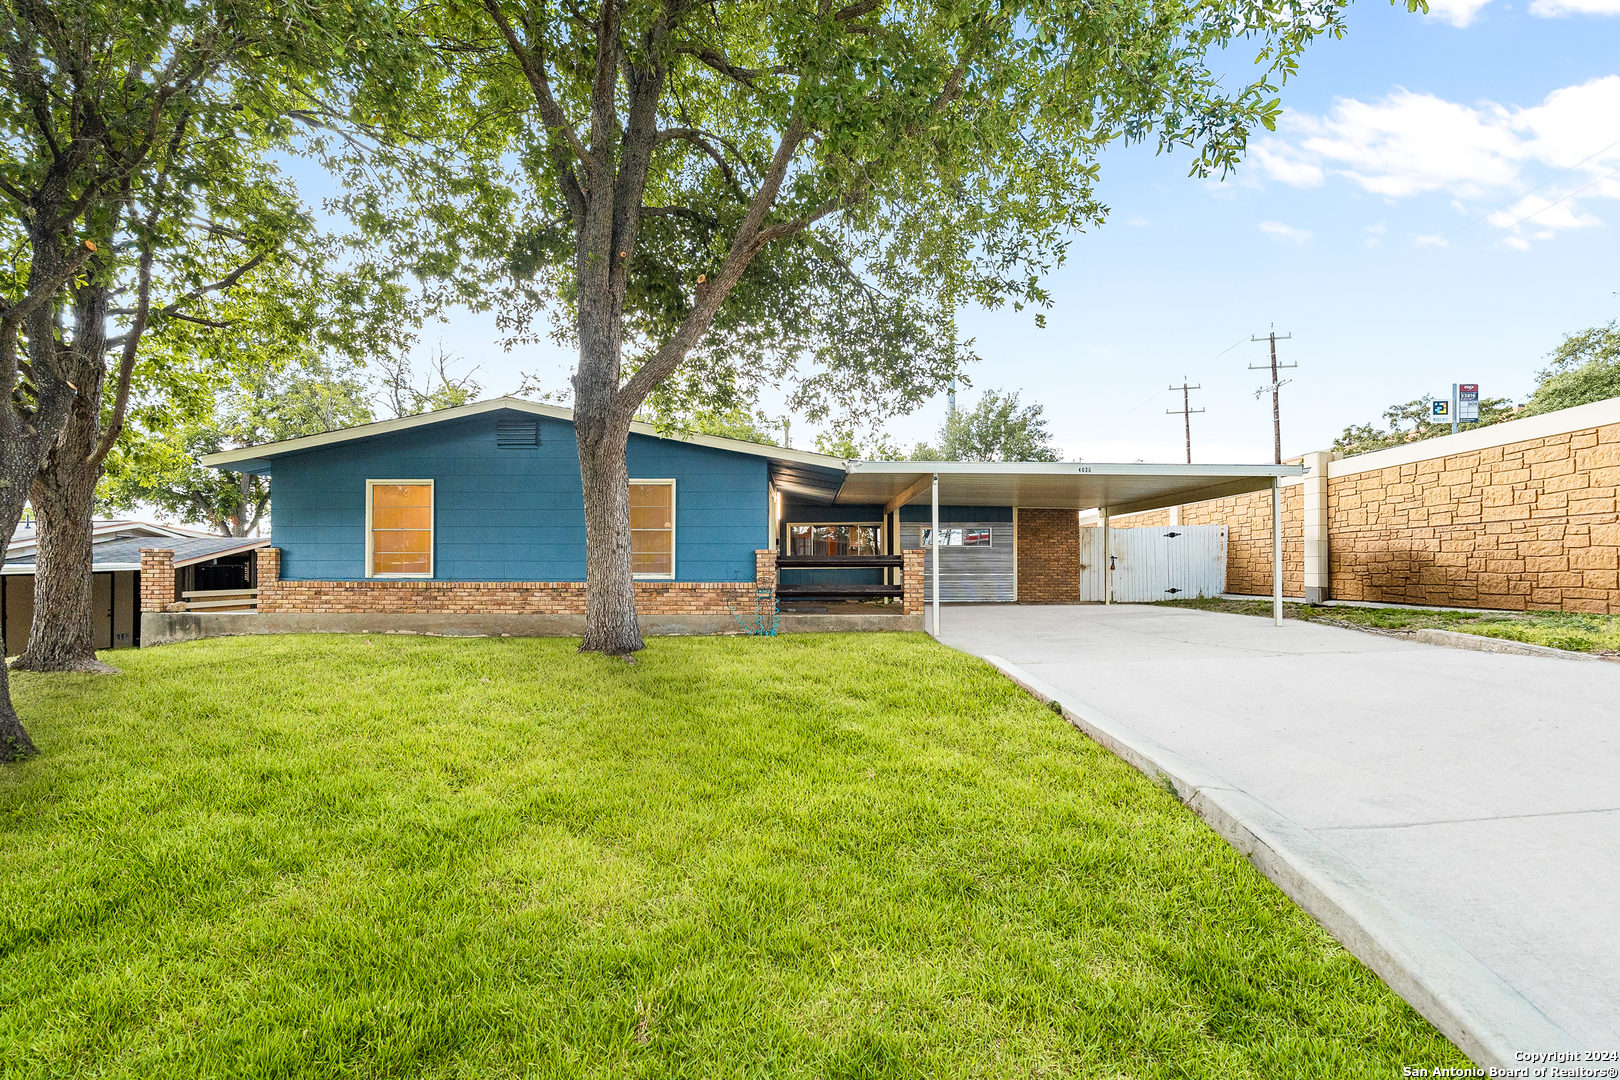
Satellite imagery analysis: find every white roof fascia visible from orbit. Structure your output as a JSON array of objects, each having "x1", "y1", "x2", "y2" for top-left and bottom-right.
[
  {"x1": 1327, "y1": 396, "x2": 1620, "y2": 480},
  {"x1": 198, "y1": 397, "x2": 849, "y2": 472},
  {"x1": 844, "y1": 461, "x2": 1303, "y2": 478}
]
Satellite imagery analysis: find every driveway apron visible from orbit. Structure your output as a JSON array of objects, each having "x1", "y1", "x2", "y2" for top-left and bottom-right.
[{"x1": 938, "y1": 603, "x2": 1620, "y2": 1048}]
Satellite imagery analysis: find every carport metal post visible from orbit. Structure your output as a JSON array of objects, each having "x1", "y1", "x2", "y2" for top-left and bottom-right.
[
  {"x1": 1101, "y1": 507, "x2": 1111, "y2": 605},
  {"x1": 931, "y1": 473, "x2": 940, "y2": 636},
  {"x1": 1272, "y1": 475, "x2": 1283, "y2": 626}
]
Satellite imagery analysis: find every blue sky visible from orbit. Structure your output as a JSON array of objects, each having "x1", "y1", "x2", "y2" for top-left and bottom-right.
[{"x1": 385, "y1": 0, "x2": 1620, "y2": 463}]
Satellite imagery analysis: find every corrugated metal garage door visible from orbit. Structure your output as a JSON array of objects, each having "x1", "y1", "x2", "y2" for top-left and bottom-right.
[
  {"x1": 901, "y1": 521, "x2": 1016, "y2": 602},
  {"x1": 1079, "y1": 525, "x2": 1226, "y2": 602}
]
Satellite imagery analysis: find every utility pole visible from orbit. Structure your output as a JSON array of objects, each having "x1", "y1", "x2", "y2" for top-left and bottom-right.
[
  {"x1": 1249, "y1": 327, "x2": 1297, "y2": 465},
  {"x1": 1165, "y1": 380, "x2": 1205, "y2": 464}
]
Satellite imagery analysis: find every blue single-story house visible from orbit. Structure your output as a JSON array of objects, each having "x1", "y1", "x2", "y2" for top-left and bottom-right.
[{"x1": 136, "y1": 398, "x2": 1297, "y2": 642}]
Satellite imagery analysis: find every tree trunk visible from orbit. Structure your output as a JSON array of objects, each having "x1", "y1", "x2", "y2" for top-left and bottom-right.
[
  {"x1": 573, "y1": 310, "x2": 643, "y2": 655},
  {"x1": 576, "y1": 425, "x2": 642, "y2": 655},
  {"x1": 12, "y1": 427, "x2": 112, "y2": 674},
  {"x1": 12, "y1": 284, "x2": 115, "y2": 674}
]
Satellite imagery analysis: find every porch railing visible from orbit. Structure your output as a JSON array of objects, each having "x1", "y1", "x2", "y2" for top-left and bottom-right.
[
  {"x1": 177, "y1": 588, "x2": 259, "y2": 611},
  {"x1": 774, "y1": 554, "x2": 903, "y2": 601}
]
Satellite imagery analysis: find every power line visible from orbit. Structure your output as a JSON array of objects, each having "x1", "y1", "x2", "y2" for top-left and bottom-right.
[
  {"x1": 1166, "y1": 381, "x2": 1205, "y2": 464},
  {"x1": 1456, "y1": 160, "x2": 1620, "y2": 252},
  {"x1": 1413, "y1": 131, "x2": 1620, "y2": 255}
]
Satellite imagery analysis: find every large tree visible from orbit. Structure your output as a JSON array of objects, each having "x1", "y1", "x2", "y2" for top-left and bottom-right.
[
  {"x1": 910, "y1": 388, "x2": 1059, "y2": 461},
  {"x1": 3, "y1": 0, "x2": 421, "y2": 685},
  {"x1": 0, "y1": 0, "x2": 417, "y2": 751},
  {"x1": 393, "y1": 0, "x2": 1373, "y2": 656},
  {"x1": 0, "y1": 0, "x2": 256, "y2": 748}
]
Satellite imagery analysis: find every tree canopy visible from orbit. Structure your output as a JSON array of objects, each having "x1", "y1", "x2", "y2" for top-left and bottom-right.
[
  {"x1": 910, "y1": 388, "x2": 1060, "y2": 461},
  {"x1": 1520, "y1": 321, "x2": 1620, "y2": 418},
  {"x1": 1333, "y1": 321, "x2": 1620, "y2": 458}
]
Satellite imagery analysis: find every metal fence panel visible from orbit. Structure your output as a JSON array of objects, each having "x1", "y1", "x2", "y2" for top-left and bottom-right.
[{"x1": 1079, "y1": 524, "x2": 1226, "y2": 602}]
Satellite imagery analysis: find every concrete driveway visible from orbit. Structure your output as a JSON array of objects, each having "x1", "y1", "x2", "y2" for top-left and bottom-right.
[{"x1": 938, "y1": 603, "x2": 1620, "y2": 1048}]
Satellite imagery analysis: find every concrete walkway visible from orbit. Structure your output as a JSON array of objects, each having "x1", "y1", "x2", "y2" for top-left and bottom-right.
[{"x1": 938, "y1": 603, "x2": 1620, "y2": 1048}]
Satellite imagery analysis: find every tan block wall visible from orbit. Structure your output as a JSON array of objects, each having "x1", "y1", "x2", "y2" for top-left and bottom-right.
[
  {"x1": 139, "y1": 549, "x2": 176, "y2": 612},
  {"x1": 1104, "y1": 508, "x2": 1174, "y2": 528},
  {"x1": 1170, "y1": 420, "x2": 1620, "y2": 613},
  {"x1": 1017, "y1": 508, "x2": 1080, "y2": 603},
  {"x1": 1327, "y1": 424, "x2": 1620, "y2": 612},
  {"x1": 1182, "y1": 486, "x2": 1303, "y2": 597}
]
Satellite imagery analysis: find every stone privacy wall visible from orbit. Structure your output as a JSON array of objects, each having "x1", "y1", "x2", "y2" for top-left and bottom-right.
[
  {"x1": 1016, "y1": 508, "x2": 1079, "y2": 603},
  {"x1": 139, "y1": 549, "x2": 176, "y2": 611},
  {"x1": 1327, "y1": 426, "x2": 1620, "y2": 611},
  {"x1": 1150, "y1": 413, "x2": 1620, "y2": 613},
  {"x1": 1181, "y1": 485, "x2": 1304, "y2": 597}
]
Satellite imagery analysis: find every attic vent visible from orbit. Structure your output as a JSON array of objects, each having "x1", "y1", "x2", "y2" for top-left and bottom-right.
[{"x1": 496, "y1": 418, "x2": 539, "y2": 448}]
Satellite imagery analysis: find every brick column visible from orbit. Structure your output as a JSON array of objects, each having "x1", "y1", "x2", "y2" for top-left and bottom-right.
[
  {"x1": 753, "y1": 548, "x2": 776, "y2": 593},
  {"x1": 139, "y1": 549, "x2": 175, "y2": 612},
  {"x1": 255, "y1": 547, "x2": 281, "y2": 612},
  {"x1": 902, "y1": 548, "x2": 925, "y2": 615}
]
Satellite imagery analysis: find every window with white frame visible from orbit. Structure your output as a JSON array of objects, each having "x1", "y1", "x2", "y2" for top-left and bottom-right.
[
  {"x1": 367, "y1": 480, "x2": 434, "y2": 577},
  {"x1": 630, "y1": 480, "x2": 675, "y2": 577}
]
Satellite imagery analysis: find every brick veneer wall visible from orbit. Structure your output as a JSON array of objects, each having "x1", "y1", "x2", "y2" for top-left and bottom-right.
[
  {"x1": 251, "y1": 548, "x2": 782, "y2": 617},
  {"x1": 1016, "y1": 508, "x2": 1080, "y2": 603},
  {"x1": 140, "y1": 549, "x2": 176, "y2": 612},
  {"x1": 902, "y1": 548, "x2": 924, "y2": 614},
  {"x1": 1327, "y1": 425, "x2": 1620, "y2": 611}
]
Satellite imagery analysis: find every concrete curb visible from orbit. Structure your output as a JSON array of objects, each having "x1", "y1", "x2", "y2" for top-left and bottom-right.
[
  {"x1": 1411, "y1": 627, "x2": 1611, "y2": 662},
  {"x1": 980, "y1": 654, "x2": 1584, "y2": 1070}
]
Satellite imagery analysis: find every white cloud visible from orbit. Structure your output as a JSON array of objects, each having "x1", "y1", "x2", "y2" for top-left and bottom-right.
[
  {"x1": 1531, "y1": 0, "x2": 1620, "y2": 14},
  {"x1": 1426, "y1": 0, "x2": 1495, "y2": 26},
  {"x1": 1253, "y1": 76, "x2": 1620, "y2": 247},
  {"x1": 1259, "y1": 220, "x2": 1313, "y2": 243}
]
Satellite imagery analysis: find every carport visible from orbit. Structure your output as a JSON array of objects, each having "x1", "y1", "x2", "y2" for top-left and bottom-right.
[{"x1": 830, "y1": 461, "x2": 1306, "y2": 632}]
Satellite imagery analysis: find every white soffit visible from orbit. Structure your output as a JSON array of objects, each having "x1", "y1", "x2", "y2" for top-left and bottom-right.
[{"x1": 839, "y1": 461, "x2": 1303, "y2": 515}]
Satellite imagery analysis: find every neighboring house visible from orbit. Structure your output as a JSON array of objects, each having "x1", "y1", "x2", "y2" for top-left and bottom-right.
[
  {"x1": 158, "y1": 398, "x2": 1292, "y2": 641},
  {"x1": 2, "y1": 520, "x2": 270, "y2": 655}
]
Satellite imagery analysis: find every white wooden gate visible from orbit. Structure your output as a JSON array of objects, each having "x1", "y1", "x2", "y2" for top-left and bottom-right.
[{"x1": 1079, "y1": 524, "x2": 1226, "y2": 602}]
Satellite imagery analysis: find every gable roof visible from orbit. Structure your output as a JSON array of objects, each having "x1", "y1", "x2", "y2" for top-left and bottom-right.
[
  {"x1": 198, "y1": 397, "x2": 849, "y2": 479},
  {"x1": 3, "y1": 534, "x2": 270, "y2": 574},
  {"x1": 195, "y1": 395, "x2": 1305, "y2": 514}
]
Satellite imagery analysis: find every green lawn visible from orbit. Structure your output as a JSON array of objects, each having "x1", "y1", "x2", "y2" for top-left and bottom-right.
[
  {"x1": 0, "y1": 634, "x2": 1466, "y2": 1078},
  {"x1": 1161, "y1": 596, "x2": 1620, "y2": 656}
]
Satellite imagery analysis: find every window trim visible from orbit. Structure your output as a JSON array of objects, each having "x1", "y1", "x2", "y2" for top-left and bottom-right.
[
  {"x1": 785, "y1": 521, "x2": 885, "y2": 557},
  {"x1": 630, "y1": 478, "x2": 677, "y2": 580},
  {"x1": 365, "y1": 478, "x2": 435, "y2": 579}
]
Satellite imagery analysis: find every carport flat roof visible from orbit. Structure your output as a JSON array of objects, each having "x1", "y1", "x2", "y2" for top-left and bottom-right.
[{"x1": 835, "y1": 461, "x2": 1304, "y2": 515}]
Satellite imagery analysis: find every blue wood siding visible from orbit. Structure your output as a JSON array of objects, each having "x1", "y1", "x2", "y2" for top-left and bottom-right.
[{"x1": 269, "y1": 412, "x2": 767, "y2": 582}]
